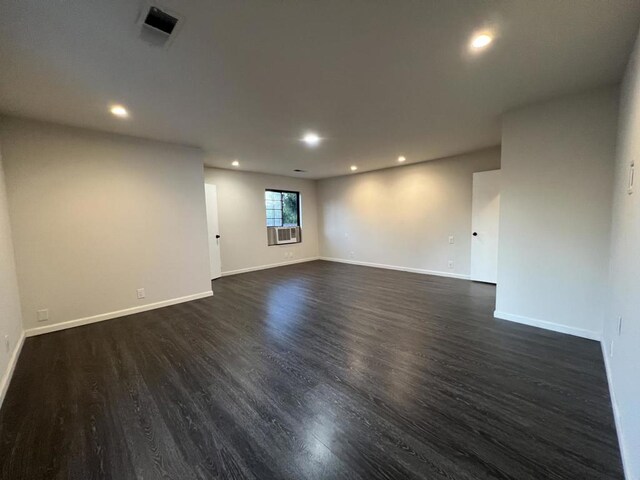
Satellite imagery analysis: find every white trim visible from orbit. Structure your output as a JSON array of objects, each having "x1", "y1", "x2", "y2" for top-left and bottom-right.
[
  {"x1": 25, "y1": 291, "x2": 213, "y2": 337},
  {"x1": 601, "y1": 342, "x2": 632, "y2": 480},
  {"x1": 493, "y1": 310, "x2": 601, "y2": 341},
  {"x1": 222, "y1": 257, "x2": 320, "y2": 276},
  {"x1": 0, "y1": 330, "x2": 25, "y2": 408},
  {"x1": 320, "y1": 257, "x2": 471, "y2": 280}
]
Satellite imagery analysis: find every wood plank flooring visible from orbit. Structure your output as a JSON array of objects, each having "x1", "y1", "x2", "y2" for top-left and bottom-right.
[{"x1": 0, "y1": 260, "x2": 623, "y2": 479}]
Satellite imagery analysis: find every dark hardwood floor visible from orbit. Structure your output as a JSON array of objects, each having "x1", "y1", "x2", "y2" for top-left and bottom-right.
[{"x1": 0, "y1": 261, "x2": 622, "y2": 479}]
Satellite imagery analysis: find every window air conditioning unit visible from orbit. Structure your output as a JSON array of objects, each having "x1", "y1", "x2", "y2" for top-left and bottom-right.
[{"x1": 268, "y1": 226, "x2": 301, "y2": 245}]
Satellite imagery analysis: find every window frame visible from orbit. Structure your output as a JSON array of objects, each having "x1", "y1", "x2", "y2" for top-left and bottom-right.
[{"x1": 265, "y1": 189, "x2": 301, "y2": 228}]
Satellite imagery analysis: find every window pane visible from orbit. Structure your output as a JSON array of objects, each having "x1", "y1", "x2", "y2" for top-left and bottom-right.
[
  {"x1": 265, "y1": 190, "x2": 300, "y2": 227},
  {"x1": 282, "y1": 192, "x2": 298, "y2": 226}
]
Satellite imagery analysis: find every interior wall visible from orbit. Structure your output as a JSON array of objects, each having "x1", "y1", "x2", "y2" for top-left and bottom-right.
[
  {"x1": 604, "y1": 25, "x2": 640, "y2": 480},
  {"x1": 495, "y1": 87, "x2": 618, "y2": 340},
  {"x1": 0, "y1": 117, "x2": 212, "y2": 333},
  {"x1": 316, "y1": 147, "x2": 501, "y2": 278},
  {"x1": 0, "y1": 141, "x2": 23, "y2": 405},
  {"x1": 204, "y1": 167, "x2": 320, "y2": 274}
]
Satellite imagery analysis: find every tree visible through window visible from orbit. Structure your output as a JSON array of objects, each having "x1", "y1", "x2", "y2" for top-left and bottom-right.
[{"x1": 265, "y1": 190, "x2": 300, "y2": 227}]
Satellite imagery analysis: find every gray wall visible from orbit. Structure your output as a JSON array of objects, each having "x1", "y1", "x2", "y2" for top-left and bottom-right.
[
  {"x1": 604, "y1": 26, "x2": 640, "y2": 480},
  {"x1": 204, "y1": 167, "x2": 320, "y2": 274},
  {"x1": 495, "y1": 87, "x2": 618, "y2": 340},
  {"x1": 0, "y1": 117, "x2": 212, "y2": 332},
  {"x1": 317, "y1": 147, "x2": 501, "y2": 278},
  {"x1": 0, "y1": 141, "x2": 23, "y2": 405}
]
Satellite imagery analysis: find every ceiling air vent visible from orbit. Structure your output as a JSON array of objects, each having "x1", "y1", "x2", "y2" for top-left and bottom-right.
[
  {"x1": 137, "y1": 4, "x2": 182, "y2": 48},
  {"x1": 143, "y1": 6, "x2": 178, "y2": 35}
]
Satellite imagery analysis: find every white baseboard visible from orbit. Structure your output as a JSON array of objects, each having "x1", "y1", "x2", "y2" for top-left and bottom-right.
[
  {"x1": 222, "y1": 257, "x2": 320, "y2": 276},
  {"x1": 493, "y1": 310, "x2": 601, "y2": 341},
  {"x1": 320, "y1": 257, "x2": 471, "y2": 280},
  {"x1": 25, "y1": 291, "x2": 213, "y2": 337},
  {"x1": 0, "y1": 330, "x2": 25, "y2": 408},
  {"x1": 601, "y1": 342, "x2": 632, "y2": 480}
]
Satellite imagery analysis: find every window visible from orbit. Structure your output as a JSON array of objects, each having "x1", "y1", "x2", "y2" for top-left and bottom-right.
[{"x1": 265, "y1": 190, "x2": 300, "y2": 227}]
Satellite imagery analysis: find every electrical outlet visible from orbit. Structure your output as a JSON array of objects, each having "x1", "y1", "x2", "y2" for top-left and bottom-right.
[
  {"x1": 448, "y1": 260, "x2": 454, "y2": 269},
  {"x1": 137, "y1": 288, "x2": 146, "y2": 299},
  {"x1": 349, "y1": 251, "x2": 355, "y2": 258},
  {"x1": 4, "y1": 335, "x2": 9, "y2": 354},
  {"x1": 448, "y1": 235, "x2": 455, "y2": 244},
  {"x1": 37, "y1": 309, "x2": 49, "y2": 322}
]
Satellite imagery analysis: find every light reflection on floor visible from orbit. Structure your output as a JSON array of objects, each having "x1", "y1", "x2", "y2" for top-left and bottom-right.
[{"x1": 265, "y1": 279, "x2": 308, "y2": 338}]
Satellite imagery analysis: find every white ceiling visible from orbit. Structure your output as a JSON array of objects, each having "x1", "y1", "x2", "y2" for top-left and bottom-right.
[{"x1": 1, "y1": 1, "x2": 639, "y2": 179}]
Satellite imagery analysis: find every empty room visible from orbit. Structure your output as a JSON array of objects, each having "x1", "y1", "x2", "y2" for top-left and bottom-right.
[{"x1": 0, "y1": 1, "x2": 639, "y2": 479}]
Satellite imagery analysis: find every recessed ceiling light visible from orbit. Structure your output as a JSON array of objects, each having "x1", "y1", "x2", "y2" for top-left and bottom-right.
[
  {"x1": 350, "y1": 165, "x2": 358, "y2": 171},
  {"x1": 470, "y1": 33, "x2": 493, "y2": 49},
  {"x1": 231, "y1": 160, "x2": 240, "y2": 167},
  {"x1": 398, "y1": 156, "x2": 406, "y2": 163},
  {"x1": 301, "y1": 132, "x2": 322, "y2": 147},
  {"x1": 110, "y1": 105, "x2": 129, "y2": 118}
]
